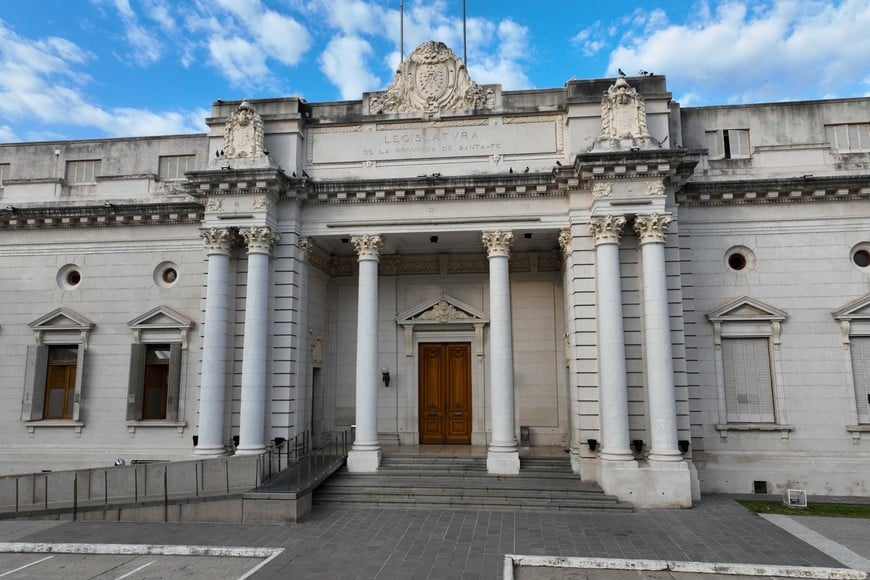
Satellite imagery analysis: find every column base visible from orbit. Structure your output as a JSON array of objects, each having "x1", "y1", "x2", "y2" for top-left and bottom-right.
[
  {"x1": 647, "y1": 449, "x2": 684, "y2": 462},
  {"x1": 598, "y1": 458, "x2": 695, "y2": 508},
  {"x1": 347, "y1": 448, "x2": 382, "y2": 473},
  {"x1": 193, "y1": 444, "x2": 229, "y2": 457},
  {"x1": 236, "y1": 445, "x2": 267, "y2": 456},
  {"x1": 486, "y1": 448, "x2": 520, "y2": 474}
]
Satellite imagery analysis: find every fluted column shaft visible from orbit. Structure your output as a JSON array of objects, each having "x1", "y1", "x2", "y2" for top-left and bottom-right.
[
  {"x1": 590, "y1": 216, "x2": 633, "y2": 461},
  {"x1": 237, "y1": 226, "x2": 279, "y2": 454},
  {"x1": 483, "y1": 231, "x2": 520, "y2": 474},
  {"x1": 195, "y1": 228, "x2": 235, "y2": 456},
  {"x1": 347, "y1": 235, "x2": 383, "y2": 473},
  {"x1": 635, "y1": 214, "x2": 682, "y2": 461}
]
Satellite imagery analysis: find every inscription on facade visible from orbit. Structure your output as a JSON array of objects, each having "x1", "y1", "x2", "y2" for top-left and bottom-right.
[{"x1": 309, "y1": 117, "x2": 561, "y2": 165}]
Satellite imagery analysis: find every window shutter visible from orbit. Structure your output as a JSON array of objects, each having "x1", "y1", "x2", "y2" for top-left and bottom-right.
[
  {"x1": 22, "y1": 345, "x2": 48, "y2": 421},
  {"x1": 729, "y1": 130, "x2": 750, "y2": 158},
  {"x1": 723, "y1": 338, "x2": 774, "y2": 422},
  {"x1": 705, "y1": 131, "x2": 723, "y2": 159},
  {"x1": 852, "y1": 337, "x2": 870, "y2": 424},
  {"x1": 71, "y1": 344, "x2": 85, "y2": 421},
  {"x1": 127, "y1": 344, "x2": 146, "y2": 421},
  {"x1": 166, "y1": 343, "x2": 182, "y2": 421}
]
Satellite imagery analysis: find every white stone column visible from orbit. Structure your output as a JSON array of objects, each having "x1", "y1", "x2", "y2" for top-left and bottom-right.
[
  {"x1": 635, "y1": 213, "x2": 682, "y2": 461},
  {"x1": 589, "y1": 216, "x2": 633, "y2": 461},
  {"x1": 347, "y1": 234, "x2": 383, "y2": 473},
  {"x1": 559, "y1": 228, "x2": 583, "y2": 460},
  {"x1": 236, "y1": 226, "x2": 279, "y2": 455},
  {"x1": 483, "y1": 231, "x2": 520, "y2": 474},
  {"x1": 195, "y1": 228, "x2": 235, "y2": 456}
]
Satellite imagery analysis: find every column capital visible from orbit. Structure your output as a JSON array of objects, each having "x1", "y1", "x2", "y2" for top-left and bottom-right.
[
  {"x1": 558, "y1": 228, "x2": 572, "y2": 258},
  {"x1": 634, "y1": 213, "x2": 672, "y2": 244},
  {"x1": 201, "y1": 227, "x2": 236, "y2": 255},
  {"x1": 351, "y1": 234, "x2": 383, "y2": 260},
  {"x1": 240, "y1": 226, "x2": 279, "y2": 254},
  {"x1": 299, "y1": 237, "x2": 314, "y2": 262},
  {"x1": 482, "y1": 231, "x2": 513, "y2": 258},
  {"x1": 588, "y1": 215, "x2": 626, "y2": 245}
]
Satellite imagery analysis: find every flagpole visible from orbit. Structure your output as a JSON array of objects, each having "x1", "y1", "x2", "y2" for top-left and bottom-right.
[
  {"x1": 400, "y1": 0, "x2": 404, "y2": 65},
  {"x1": 462, "y1": 0, "x2": 467, "y2": 63}
]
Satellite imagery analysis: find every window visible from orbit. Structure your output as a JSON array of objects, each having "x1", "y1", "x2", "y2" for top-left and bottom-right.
[
  {"x1": 708, "y1": 297, "x2": 791, "y2": 435},
  {"x1": 158, "y1": 155, "x2": 195, "y2": 180},
  {"x1": 826, "y1": 123, "x2": 870, "y2": 152},
  {"x1": 65, "y1": 159, "x2": 101, "y2": 184},
  {"x1": 833, "y1": 293, "x2": 870, "y2": 431},
  {"x1": 44, "y1": 346, "x2": 78, "y2": 420},
  {"x1": 706, "y1": 129, "x2": 751, "y2": 159},
  {"x1": 0, "y1": 163, "x2": 9, "y2": 185},
  {"x1": 126, "y1": 305, "x2": 193, "y2": 430},
  {"x1": 127, "y1": 343, "x2": 181, "y2": 421},
  {"x1": 23, "y1": 308, "x2": 94, "y2": 433},
  {"x1": 721, "y1": 338, "x2": 774, "y2": 422}
]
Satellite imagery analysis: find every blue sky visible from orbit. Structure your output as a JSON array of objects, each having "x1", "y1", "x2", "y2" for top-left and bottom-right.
[{"x1": 1, "y1": 0, "x2": 868, "y2": 142}]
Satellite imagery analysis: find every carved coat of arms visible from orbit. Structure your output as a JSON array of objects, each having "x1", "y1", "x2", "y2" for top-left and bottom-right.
[{"x1": 370, "y1": 41, "x2": 494, "y2": 115}]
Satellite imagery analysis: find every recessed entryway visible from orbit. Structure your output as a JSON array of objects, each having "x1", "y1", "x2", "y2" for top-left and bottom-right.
[{"x1": 418, "y1": 343, "x2": 472, "y2": 445}]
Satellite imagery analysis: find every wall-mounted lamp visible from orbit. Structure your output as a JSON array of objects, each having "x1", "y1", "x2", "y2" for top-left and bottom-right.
[
  {"x1": 631, "y1": 439, "x2": 644, "y2": 453},
  {"x1": 381, "y1": 366, "x2": 390, "y2": 387},
  {"x1": 678, "y1": 439, "x2": 690, "y2": 453},
  {"x1": 586, "y1": 438, "x2": 598, "y2": 452}
]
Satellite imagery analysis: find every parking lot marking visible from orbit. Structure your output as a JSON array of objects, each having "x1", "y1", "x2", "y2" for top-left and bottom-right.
[
  {"x1": 113, "y1": 560, "x2": 154, "y2": 579},
  {"x1": 0, "y1": 555, "x2": 54, "y2": 577}
]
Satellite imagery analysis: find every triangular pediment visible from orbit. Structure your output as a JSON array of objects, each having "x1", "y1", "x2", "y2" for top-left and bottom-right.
[
  {"x1": 128, "y1": 305, "x2": 195, "y2": 331},
  {"x1": 396, "y1": 293, "x2": 487, "y2": 325},
  {"x1": 833, "y1": 293, "x2": 870, "y2": 321},
  {"x1": 29, "y1": 307, "x2": 95, "y2": 331},
  {"x1": 707, "y1": 296, "x2": 787, "y2": 323}
]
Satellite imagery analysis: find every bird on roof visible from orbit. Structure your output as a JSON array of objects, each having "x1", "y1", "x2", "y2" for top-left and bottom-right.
[{"x1": 618, "y1": 68, "x2": 626, "y2": 76}]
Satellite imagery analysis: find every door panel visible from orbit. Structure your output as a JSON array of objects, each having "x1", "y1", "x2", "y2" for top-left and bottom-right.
[{"x1": 419, "y1": 343, "x2": 471, "y2": 444}]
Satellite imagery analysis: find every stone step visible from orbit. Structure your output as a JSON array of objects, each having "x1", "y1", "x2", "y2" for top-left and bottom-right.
[{"x1": 313, "y1": 454, "x2": 632, "y2": 513}]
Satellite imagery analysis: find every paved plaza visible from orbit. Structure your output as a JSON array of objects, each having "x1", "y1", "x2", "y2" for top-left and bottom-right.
[{"x1": 0, "y1": 495, "x2": 867, "y2": 579}]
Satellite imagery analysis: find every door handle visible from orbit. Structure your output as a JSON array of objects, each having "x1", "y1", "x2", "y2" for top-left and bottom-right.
[
  {"x1": 453, "y1": 411, "x2": 463, "y2": 416},
  {"x1": 427, "y1": 410, "x2": 437, "y2": 417}
]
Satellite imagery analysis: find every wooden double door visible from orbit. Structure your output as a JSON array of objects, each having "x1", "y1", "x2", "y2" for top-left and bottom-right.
[{"x1": 418, "y1": 342, "x2": 472, "y2": 444}]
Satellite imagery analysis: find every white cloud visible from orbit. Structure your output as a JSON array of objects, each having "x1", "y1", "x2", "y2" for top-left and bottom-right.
[
  {"x1": 0, "y1": 20, "x2": 204, "y2": 140},
  {"x1": 189, "y1": 0, "x2": 312, "y2": 86},
  {"x1": 0, "y1": 125, "x2": 17, "y2": 142},
  {"x1": 606, "y1": 0, "x2": 870, "y2": 103},
  {"x1": 319, "y1": 35, "x2": 381, "y2": 99}
]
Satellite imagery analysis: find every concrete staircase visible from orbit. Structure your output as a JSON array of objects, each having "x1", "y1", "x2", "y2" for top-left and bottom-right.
[{"x1": 313, "y1": 455, "x2": 633, "y2": 513}]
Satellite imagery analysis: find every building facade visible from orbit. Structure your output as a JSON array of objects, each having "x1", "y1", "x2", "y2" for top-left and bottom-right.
[{"x1": 0, "y1": 42, "x2": 868, "y2": 507}]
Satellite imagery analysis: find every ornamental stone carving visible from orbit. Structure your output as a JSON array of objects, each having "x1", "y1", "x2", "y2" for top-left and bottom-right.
[
  {"x1": 647, "y1": 181, "x2": 666, "y2": 196},
  {"x1": 634, "y1": 213, "x2": 672, "y2": 244},
  {"x1": 216, "y1": 101, "x2": 276, "y2": 169},
  {"x1": 592, "y1": 75, "x2": 657, "y2": 152},
  {"x1": 482, "y1": 231, "x2": 513, "y2": 258},
  {"x1": 205, "y1": 197, "x2": 222, "y2": 212},
  {"x1": 417, "y1": 300, "x2": 471, "y2": 323},
  {"x1": 201, "y1": 227, "x2": 235, "y2": 255},
  {"x1": 240, "y1": 226, "x2": 279, "y2": 254},
  {"x1": 558, "y1": 228, "x2": 572, "y2": 257},
  {"x1": 369, "y1": 41, "x2": 494, "y2": 115},
  {"x1": 592, "y1": 182, "x2": 613, "y2": 199},
  {"x1": 588, "y1": 215, "x2": 626, "y2": 245},
  {"x1": 351, "y1": 234, "x2": 383, "y2": 260},
  {"x1": 299, "y1": 237, "x2": 314, "y2": 262}
]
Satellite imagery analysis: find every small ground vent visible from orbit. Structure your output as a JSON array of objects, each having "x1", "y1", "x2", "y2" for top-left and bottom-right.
[
  {"x1": 783, "y1": 488, "x2": 807, "y2": 508},
  {"x1": 753, "y1": 480, "x2": 768, "y2": 494}
]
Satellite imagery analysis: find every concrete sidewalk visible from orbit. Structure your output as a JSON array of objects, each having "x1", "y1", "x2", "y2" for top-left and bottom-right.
[{"x1": 0, "y1": 495, "x2": 866, "y2": 579}]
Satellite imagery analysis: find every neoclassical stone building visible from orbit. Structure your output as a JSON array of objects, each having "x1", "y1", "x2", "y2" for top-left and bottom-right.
[{"x1": 1, "y1": 42, "x2": 868, "y2": 507}]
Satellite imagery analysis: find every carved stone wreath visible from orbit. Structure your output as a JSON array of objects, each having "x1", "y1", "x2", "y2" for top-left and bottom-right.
[{"x1": 369, "y1": 41, "x2": 494, "y2": 115}]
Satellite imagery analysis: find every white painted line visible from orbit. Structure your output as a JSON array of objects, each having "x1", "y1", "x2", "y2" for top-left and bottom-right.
[
  {"x1": 503, "y1": 555, "x2": 869, "y2": 579},
  {"x1": 0, "y1": 555, "x2": 54, "y2": 577},
  {"x1": 762, "y1": 514, "x2": 870, "y2": 572},
  {"x1": 113, "y1": 560, "x2": 154, "y2": 580},
  {"x1": 237, "y1": 549, "x2": 283, "y2": 580}
]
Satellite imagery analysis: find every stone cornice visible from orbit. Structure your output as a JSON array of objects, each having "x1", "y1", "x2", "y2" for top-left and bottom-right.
[
  {"x1": 185, "y1": 167, "x2": 298, "y2": 198},
  {"x1": 575, "y1": 149, "x2": 696, "y2": 183},
  {"x1": 302, "y1": 173, "x2": 563, "y2": 204},
  {"x1": 676, "y1": 175, "x2": 870, "y2": 206},
  {"x1": 0, "y1": 202, "x2": 203, "y2": 230}
]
